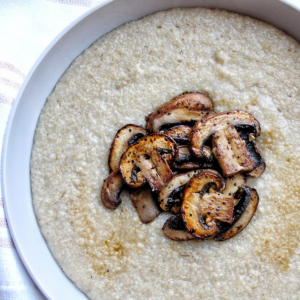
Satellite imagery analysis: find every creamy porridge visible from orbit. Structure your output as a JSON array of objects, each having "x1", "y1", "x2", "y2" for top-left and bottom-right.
[{"x1": 31, "y1": 8, "x2": 300, "y2": 300}]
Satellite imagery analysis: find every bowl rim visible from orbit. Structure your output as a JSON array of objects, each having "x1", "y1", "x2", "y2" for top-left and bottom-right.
[
  {"x1": 2, "y1": 0, "x2": 300, "y2": 298},
  {"x1": 1, "y1": 1, "x2": 113, "y2": 298}
]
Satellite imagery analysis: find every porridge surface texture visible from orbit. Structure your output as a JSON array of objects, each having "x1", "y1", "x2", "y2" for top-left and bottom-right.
[{"x1": 31, "y1": 8, "x2": 300, "y2": 300}]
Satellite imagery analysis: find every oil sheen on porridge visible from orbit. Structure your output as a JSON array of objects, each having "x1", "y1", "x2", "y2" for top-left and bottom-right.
[{"x1": 31, "y1": 8, "x2": 300, "y2": 300}]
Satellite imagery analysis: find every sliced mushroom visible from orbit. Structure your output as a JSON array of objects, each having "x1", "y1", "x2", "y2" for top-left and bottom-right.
[
  {"x1": 130, "y1": 188, "x2": 161, "y2": 224},
  {"x1": 109, "y1": 124, "x2": 147, "y2": 171},
  {"x1": 152, "y1": 109, "x2": 212, "y2": 133},
  {"x1": 165, "y1": 125, "x2": 191, "y2": 145},
  {"x1": 181, "y1": 170, "x2": 227, "y2": 239},
  {"x1": 159, "y1": 169, "x2": 203, "y2": 214},
  {"x1": 101, "y1": 169, "x2": 124, "y2": 209},
  {"x1": 173, "y1": 145, "x2": 214, "y2": 170},
  {"x1": 146, "y1": 92, "x2": 213, "y2": 132},
  {"x1": 215, "y1": 185, "x2": 259, "y2": 241},
  {"x1": 190, "y1": 111, "x2": 261, "y2": 177},
  {"x1": 237, "y1": 127, "x2": 266, "y2": 177},
  {"x1": 190, "y1": 110, "x2": 261, "y2": 158},
  {"x1": 212, "y1": 125, "x2": 256, "y2": 176},
  {"x1": 246, "y1": 141, "x2": 266, "y2": 177},
  {"x1": 223, "y1": 174, "x2": 246, "y2": 205},
  {"x1": 163, "y1": 215, "x2": 195, "y2": 241},
  {"x1": 119, "y1": 133, "x2": 178, "y2": 191},
  {"x1": 200, "y1": 193, "x2": 234, "y2": 224}
]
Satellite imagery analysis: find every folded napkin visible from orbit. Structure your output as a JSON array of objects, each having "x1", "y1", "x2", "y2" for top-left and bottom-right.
[{"x1": 0, "y1": 0, "x2": 102, "y2": 298}]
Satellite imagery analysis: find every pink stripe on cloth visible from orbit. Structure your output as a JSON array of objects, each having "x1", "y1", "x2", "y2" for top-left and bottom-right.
[
  {"x1": 0, "y1": 238, "x2": 15, "y2": 249},
  {"x1": 0, "y1": 93, "x2": 15, "y2": 105},
  {"x1": 0, "y1": 199, "x2": 3, "y2": 207},
  {"x1": 0, "y1": 77, "x2": 21, "y2": 91},
  {"x1": 0, "y1": 61, "x2": 26, "y2": 79},
  {"x1": 0, "y1": 218, "x2": 8, "y2": 228},
  {"x1": 46, "y1": 0, "x2": 93, "y2": 7}
]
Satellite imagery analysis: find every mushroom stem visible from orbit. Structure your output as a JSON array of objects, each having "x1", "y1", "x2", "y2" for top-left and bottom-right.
[
  {"x1": 137, "y1": 155, "x2": 172, "y2": 191},
  {"x1": 201, "y1": 193, "x2": 234, "y2": 224},
  {"x1": 215, "y1": 185, "x2": 259, "y2": 241},
  {"x1": 130, "y1": 188, "x2": 161, "y2": 224},
  {"x1": 212, "y1": 125, "x2": 256, "y2": 177}
]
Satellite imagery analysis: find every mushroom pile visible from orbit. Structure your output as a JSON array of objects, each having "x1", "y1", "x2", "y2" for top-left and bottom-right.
[{"x1": 101, "y1": 92, "x2": 265, "y2": 241}]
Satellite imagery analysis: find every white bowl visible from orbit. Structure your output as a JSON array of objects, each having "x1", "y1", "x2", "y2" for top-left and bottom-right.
[{"x1": 2, "y1": 0, "x2": 300, "y2": 299}]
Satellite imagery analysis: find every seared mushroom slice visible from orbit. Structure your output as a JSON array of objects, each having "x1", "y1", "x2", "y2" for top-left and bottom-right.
[
  {"x1": 247, "y1": 141, "x2": 266, "y2": 178},
  {"x1": 223, "y1": 174, "x2": 246, "y2": 206},
  {"x1": 146, "y1": 92, "x2": 213, "y2": 132},
  {"x1": 215, "y1": 185, "x2": 259, "y2": 241},
  {"x1": 159, "y1": 169, "x2": 203, "y2": 214},
  {"x1": 130, "y1": 188, "x2": 161, "y2": 224},
  {"x1": 119, "y1": 133, "x2": 178, "y2": 191},
  {"x1": 163, "y1": 215, "x2": 195, "y2": 241},
  {"x1": 109, "y1": 124, "x2": 147, "y2": 171},
  {"x1": 173, "y1": 145, "x2": 214, "y2": 170},
  {"x1": 190, "y1": 110, "x2": 261, "y2": 177},
  {"x1": 237, "y1": 127, "x2": 266, "y2": 177},
  {"x1": 101, "y1": 169, "x2": 124, "y2": 209},
  {"x1": 190, "y1": 110, "x2": 260, "y2": 157},
  {"x1": 246, "y1": 141, "x2": 266, "y2": 177},
  {"x1": 212, "y1": 125, "x2": 256, "y2": 176},
  {"x1": 181, "y1": 170, "x2": 233, "y2": 239},
  {"x1": 200, "y1": 193, "x2": 234, "y2": 224},
  {"x1": 165, "y1": 125, "x2": 191, "y2": 145}
]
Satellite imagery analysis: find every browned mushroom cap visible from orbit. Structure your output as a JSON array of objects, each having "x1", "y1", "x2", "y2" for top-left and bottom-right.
[
  {"x1": 159, "y1": 169, "x2": 203, "y2": 214},
  {"x1": 181, "y1": 170, "x2": 229, "y2": 239},
  {"x1": 190, "y1": 110, "x2": 261, "y2": 159},
  {"x1": 146, "y1": 92, "x2": 213, "y2": 132},
  {"x1": 163, "y1": 215, "x2": 195, "y2": 241},
  {"x1": 109, "y1": 124, "x2": 147, "y2": 171},
  {"x1": 212, "y1": 125, "x2": 256, "y2": 177},
  {"x1": 173, "y1": 145, "x2": 214, "y2": 170},
  {"x1": 165, "y1": 125, "x2": 191, "y2": 145},
  {"x1": 119, "y1": 133, "x2": 178, "y2": 191},
  {"x1": 215, "y1": 185, "x2": 259, "y2": 241},
  {"x1": 101, "y1": 169, "x2": 124, "y2": 209},
  {"x1": 130, "y1": 188, "x2": 161, "y2": 224}
]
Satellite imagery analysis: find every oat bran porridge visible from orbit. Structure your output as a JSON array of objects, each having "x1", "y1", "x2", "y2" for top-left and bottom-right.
[{"x1": 30, "y1": 8, "x2": 300, "y2": 300}]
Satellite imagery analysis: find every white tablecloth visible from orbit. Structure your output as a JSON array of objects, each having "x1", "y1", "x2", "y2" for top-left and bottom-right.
[{"x1": 0, "y1": 1, "x2": 102, "y2": 298}]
